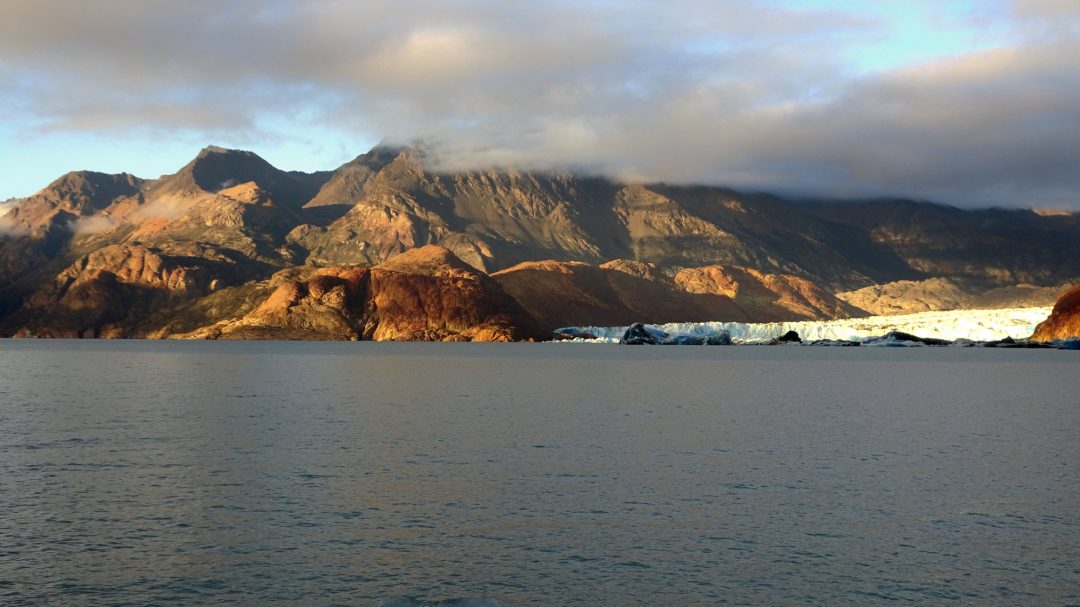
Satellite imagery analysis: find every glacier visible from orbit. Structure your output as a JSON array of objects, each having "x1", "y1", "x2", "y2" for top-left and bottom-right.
[{"x1": 559, "y1": 307, "x2": 1053, "y2": 344}]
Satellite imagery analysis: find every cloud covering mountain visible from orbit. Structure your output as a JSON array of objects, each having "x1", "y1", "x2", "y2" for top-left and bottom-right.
[{"x1": 1, "y1": 0, "x2": 1078, "y2": 207}]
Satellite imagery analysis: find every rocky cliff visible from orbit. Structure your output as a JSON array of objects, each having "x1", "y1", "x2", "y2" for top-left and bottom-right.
[
  {"x1": 673, "y1": 265, "x2": 865, "y2": 321},
  {"x1": 1030, "y1": 283, "x2": 1080, "y2": 341},
  {"x1": 178, "y1": 246, "x2": 548, "y2": 341},
  {"x1": 8, "y1": 244, "x2": 236, "y2": 338}
]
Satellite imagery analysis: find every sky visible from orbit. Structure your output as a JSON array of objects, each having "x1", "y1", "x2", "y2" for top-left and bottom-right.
[{"x1": 0, "y1": 0, "x2": 1078, "y2": 208}]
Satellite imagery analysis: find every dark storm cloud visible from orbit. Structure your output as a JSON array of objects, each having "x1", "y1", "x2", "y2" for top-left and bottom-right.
[{"x1": 0, "y1": 0, "x2": 1077, "y2": 207}]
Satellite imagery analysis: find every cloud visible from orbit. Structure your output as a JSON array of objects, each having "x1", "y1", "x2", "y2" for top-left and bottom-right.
[
  {"x1": 132, "y1": 197, "x2": 191, "y2": 222},
  {"x1": 67, "y1": 215, "x2": 119, "y2": 235},
  {"x1": 0, "y1": 199, "x2": 25, "y2": 236},
  {"x1": 1013, "y1": 0, "x2": 1080, "y2": 19},
  {"x1": 0, "y1": 0, "x2": 1077, "y2": 207}
]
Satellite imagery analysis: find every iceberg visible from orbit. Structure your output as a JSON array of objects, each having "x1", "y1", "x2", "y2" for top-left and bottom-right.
[
  {"x1": 614, "y1": 323, "x2": 734, "y2": 345},
  {"x1": 559, "y1": 307, "x2": 1053, "y2": 344},
  {"x1": 379, "y1": 599, "x2": 502, "y2": 607}
]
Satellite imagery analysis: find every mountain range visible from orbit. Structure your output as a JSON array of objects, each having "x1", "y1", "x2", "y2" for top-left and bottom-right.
[{"x1": 1, "y1": 144, "x2": 1077, "y2": 340}]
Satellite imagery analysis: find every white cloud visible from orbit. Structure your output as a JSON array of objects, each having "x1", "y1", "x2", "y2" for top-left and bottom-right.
[
  {"x1": 67, "y1": 215, "x2": 119, "y2": 235},
  {"x1": 0, "y1": 1, "x2": 1077, "y2": 207},
  {"x1": 0, "y1": 200, "x2": 25, "y2": 236}
]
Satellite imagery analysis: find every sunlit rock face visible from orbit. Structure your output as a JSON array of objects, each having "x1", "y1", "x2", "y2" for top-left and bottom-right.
[
  {"x1": 177, "y1": 246, "x2": 549, "y2": 342},
  {"x1": 673, "y1": 265, "x2": 865, "y2": 321},
  {"x1": 9, "y1": 244, "x2": 236, "y2": 338},
  {"x1": 1031, "y1": 283, "x2": 1080, "y2": 341},
  {"x1": 0, "y1": 171, "x2": 144, "y2": 237}
]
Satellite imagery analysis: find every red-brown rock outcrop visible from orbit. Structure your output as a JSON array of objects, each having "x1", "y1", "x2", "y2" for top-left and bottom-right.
[
  {"x1": 10, "y1": 244, "x2": 229, "y2": 338},
  {"x1": 1030, "y1": 283, "x2": 1080, "y2": 341},
  {"x1": 674, "y1": 265, "x2": 865, "y2": 321},
  {"x1": 182, "y1": 245, "x2": 548, "y2": 341}
]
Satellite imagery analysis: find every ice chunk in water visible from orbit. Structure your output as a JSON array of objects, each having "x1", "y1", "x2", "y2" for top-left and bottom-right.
[{"x1": 380, "y1": 598, "x2": 502, "y2": 607}]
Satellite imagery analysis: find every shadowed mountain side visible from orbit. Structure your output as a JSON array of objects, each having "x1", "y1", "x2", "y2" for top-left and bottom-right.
[
  {"x1": 490, "y1": 259, "x2": 861, "y2": 330},
  {"x1": 673, "y1": 265, "x2": 866, "y2": 320},
  {"x1": 807, "y1": 200, "x2": 1080, "y2": 286},
  {"x1": 5, "y1": 244, "x2": 241, "y2": 338},
  {"x1": 630, "y1": 185, "x2": 917, "y2": 287},
  {"x1": 146, "y1": 146, "x2": 330, "y2": 211},
  {"x1": 838, "y1": 277, "x2": 1069, "y2": 316},
  {"x1": 288, "y1": 147, "x2": 624, "y2": 272},
  {"x1": 0, "y1": 235, "x2": 55, "y2": 296},
  {"x1": 120, "y1": 181, "x2": 308, "y2": 265},
  {"x1": 301, "y1": 144, "x2": 405, "y2": 213},
  {"x1": 491, "y1": 260, "x2": 741, "y2": 329},
  {"x1": 1030, "y1": 283, "x2": 1080, "y2": 341},
  {"x1": 969, "y1": 284, "x2": 1068, "y2": 309},
  {"x1": 176, "y1": 245, "x2": 548, "y2": 341}
]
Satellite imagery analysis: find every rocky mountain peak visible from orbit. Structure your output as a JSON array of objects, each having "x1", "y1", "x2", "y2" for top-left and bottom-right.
[
  {"x1": 185, "y1": 147, "x2": 278, "y2": 192},
  {"x1": 0, "y1": 171, "x2": 145, "y2": 236},
  {"x1": 375, "y1": 244, "x2": 479, "y2": 278},
  {"x1": 197, "y1": 144, "x2": 243, "y2": 157},
  {"x1": 148, "y1": 147, "x2": 327, "y2": 210},
  {"x1": 599, "y1": 259, "x2": 661, "y2": 281},
  {"x1": 39, "y1": 171, "x2": 143, "y2": 206},
  {"x1": 218, "y1": 182, "x2": 273, "y2": 205}
]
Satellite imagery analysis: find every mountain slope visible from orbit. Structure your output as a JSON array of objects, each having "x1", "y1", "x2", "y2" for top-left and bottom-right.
[
  {"x1": 6, "y1": 243, "x2": 240, "y2": 338},
  {"x1": 2, "y1": 142, "x2": 1078, "y2": 339},
  {"x1": 837, "y1": 277, "x2": 1066, "y2": 316},
  {"x1": 0, "y1": 171, "x2": 144, "y2": 236},
  {"x1": 808, "y1": 199, "x2": 1080, "y2": 286},
  {"x1": 490, "y1": 259, "x2": 863, "y2": 330},
  {"x1": 289, "y1": 147, "x2": 620, "y2": 271},
  {"x1": 180, "y1": 245, "x2": 547, "y2": 341}
]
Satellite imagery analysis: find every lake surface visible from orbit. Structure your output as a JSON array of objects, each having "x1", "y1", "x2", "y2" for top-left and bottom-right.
[{"x1": 0, "y1": 341, "x2": 1078, "y2": 606}]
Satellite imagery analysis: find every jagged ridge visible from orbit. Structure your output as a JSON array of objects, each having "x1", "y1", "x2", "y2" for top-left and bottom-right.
[{"x1": 2, "y1": 143, "x2": 1078, "y2": 340}]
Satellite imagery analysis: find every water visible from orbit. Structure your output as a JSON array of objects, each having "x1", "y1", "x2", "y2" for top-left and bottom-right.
[{"x1": 0, "y1": 340, "x2": 1078, "y2": 606}]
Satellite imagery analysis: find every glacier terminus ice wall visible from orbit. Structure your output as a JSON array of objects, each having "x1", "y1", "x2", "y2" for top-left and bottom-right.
[{"x1": 562, "y1": 307, "x2": 1053, "y2": 344}]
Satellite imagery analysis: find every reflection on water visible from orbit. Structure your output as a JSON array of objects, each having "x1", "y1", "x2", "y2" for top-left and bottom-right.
[{"x1": 0, "y1": 341, "x2": 1078, "y2": 606}]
